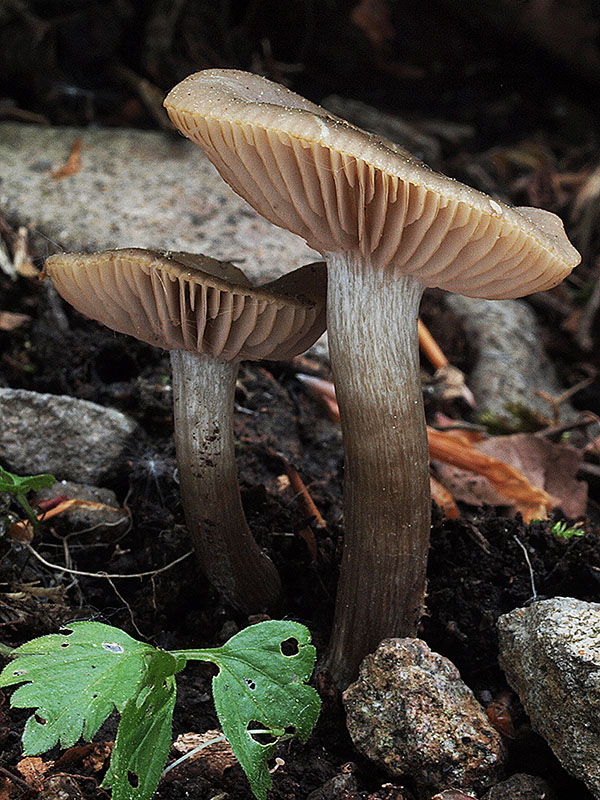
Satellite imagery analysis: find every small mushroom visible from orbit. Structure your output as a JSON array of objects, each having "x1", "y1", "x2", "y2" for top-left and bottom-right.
[
  {"x1": 164, "y1": 70, "x2": 580, "y2": 684},
  {"x1": 45, "y1": 248, "x2": 326, "y2": 612}
]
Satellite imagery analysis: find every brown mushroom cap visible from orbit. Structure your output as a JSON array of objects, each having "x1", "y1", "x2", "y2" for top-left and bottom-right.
[
  {"x1": 45, "y1": 248, "x2": 326, "y2": 361},
  {"x1": 164, "y1": 69, "x2": 581, "y2": 299}
]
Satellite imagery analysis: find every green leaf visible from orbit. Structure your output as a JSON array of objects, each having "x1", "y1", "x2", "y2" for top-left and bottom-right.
[
  {"x1": 103, "y1": 650, "x2": 178, "y2": 800},
  {"x1": 0, "y1": 465, "x2": 55, "y2": 497},
  {"x1": 0, "y1": 465, "x2": 55, "y2": 531},
  {"x1": 0, "y1": 621, "x2": 160, "y2": 753},
  {"x1": 194, "y1": 620, "x2": 321, "y2": 800}
]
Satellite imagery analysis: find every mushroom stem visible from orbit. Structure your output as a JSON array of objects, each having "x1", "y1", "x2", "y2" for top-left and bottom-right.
[
  {"x1": 170, "y1": 349, "x2": 281, "y2": 611},
  {"x1": 324, "y1": 252, "x2": 430, "y2": 687}
]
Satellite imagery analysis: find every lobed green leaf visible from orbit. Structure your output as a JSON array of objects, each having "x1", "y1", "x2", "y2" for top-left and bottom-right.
[
  {"x1": 103, "y1": 650, "x2": 178, "y2": 800},
  {"x1": 200, "y1": 620, "x2": 321, "y2": 800},
  {"x1": 0, "y1": 621, "x2": 163, "y2": 753}
]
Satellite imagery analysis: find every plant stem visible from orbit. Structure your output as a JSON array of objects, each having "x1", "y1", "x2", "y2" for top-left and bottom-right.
[
  {"x1": 170, "y1": 350, "x2": 281, "y2": 611},
  {"x1": 324, "y1": 253, "x2": 430, "y2": 687}
]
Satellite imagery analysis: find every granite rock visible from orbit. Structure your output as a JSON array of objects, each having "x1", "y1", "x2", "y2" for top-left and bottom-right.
[
  {"x1": 343, "y1": 638, "x2": 505, "y2": 798},
  {"x1": 498, "y1": 597, "x2": 600, "y2": 799},
  {"x1": 0, "y1": 388, "x2": 141, "y2": 485}
]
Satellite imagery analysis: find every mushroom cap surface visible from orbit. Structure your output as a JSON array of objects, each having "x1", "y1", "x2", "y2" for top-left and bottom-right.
[
  {"x1": 46, "y1": 248, "x2": 326, "y2": 361},
  {"x1": 164, "y1": 69, "x2": 580, "y2": 299}
]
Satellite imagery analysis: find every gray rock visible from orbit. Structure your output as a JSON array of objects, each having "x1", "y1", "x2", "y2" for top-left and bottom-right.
[
  {"x1": 430, "y1": 791, "x2": 478, "y2": 800},
  {"x1": 498, "y1": 597, "x2": 600, "y2": 799},
  {"x1": 0, "y1": 123, "x2": 318, "y2": 284},
  {"x1": 343, "y1": 638, "x2": 505, "y2": 798},
  {"x1": 444, "y1": 295, "x2": 570, "y2": 420},
  {"x1": 482, "y1": 773, "x2": 556, "y2": 800},
  {"x1": 0, "y1": 388, "x2": 140, "y2": 485}
]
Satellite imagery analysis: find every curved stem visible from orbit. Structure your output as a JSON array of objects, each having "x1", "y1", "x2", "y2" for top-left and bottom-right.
[
  {"x1": 170, "y1": 350, "x2": 281, "y2": 611},
  {"x1": 324, "y1": 253, "x2": 430, "y2": 687}
]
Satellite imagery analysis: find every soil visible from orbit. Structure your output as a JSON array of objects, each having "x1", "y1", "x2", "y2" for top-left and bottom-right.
[
  {"x1": 1, "y1": 267, "x2": 600, "y2": 800},
  {"x1": 2, "y1": 2, "x2": 600, "y2": 798}
]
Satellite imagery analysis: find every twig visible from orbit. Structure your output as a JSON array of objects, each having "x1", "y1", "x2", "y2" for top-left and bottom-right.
[
  {"x1": 22, "y1": 543, "x2": 194, "y2": 579},
  {"x1": 282, "y1": 462, "x2": 326, "y2": 528},
  {"x1": 513, "y1": 535, "x2": 538, "y2": 601},
  {"x1": 106, "y1": 576, "x2": 146, "y2": 639}
]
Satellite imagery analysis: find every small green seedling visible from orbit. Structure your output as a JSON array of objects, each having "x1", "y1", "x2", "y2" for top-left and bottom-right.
[
  {"x1": 0, "y1": 620, "x2": 320, "y2": 800},
  {"x1": 551, "y1": 520, "x2": 585, "y2": 541},
  {"x1": 0, "y1": 465, "x2": 55, "y2": 532}
]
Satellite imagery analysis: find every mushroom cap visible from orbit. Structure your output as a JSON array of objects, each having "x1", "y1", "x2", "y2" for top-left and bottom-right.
[
  {"x1": 45, "y1": 248, "x2": 327, "y2": 361},
  {"x1": 164, "y1": 69, "x2": 581, "y2": 300}
]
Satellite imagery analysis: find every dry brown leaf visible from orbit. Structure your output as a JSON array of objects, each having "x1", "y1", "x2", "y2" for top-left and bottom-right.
[
  {"x1": 296, "y1": 373, "x2": 581, "y2": 521},
  {"x1": 430, "y1": 475, "x2": 459, "y2": 518},
  {"x1": 170, "y1": 730, "x2": 237, "y2": 781},
  {"x1": 16, "y1": 756, "x2": 54, "y2": 790},
  {"x1": 0, "y1": 311, "x2": 31, "y2": 331},
  {"x1": 9, "y1": 497, "x2": 121, "y2": 542},
  {"x1": 428, "y1": 428, "x2": 553, "y2": 521},
  {"x1": 49, "y1": 138, "x2": 82, "y2": 179},
  {"x1": 478, "y1": 433, "x2": 587, "y2": 519},
  {"x1": 431, "y1": 460, "x2": 509, "y2": 510},
  {"x1": 55, "y1": 742, "x2": 112, "y2": 773}
]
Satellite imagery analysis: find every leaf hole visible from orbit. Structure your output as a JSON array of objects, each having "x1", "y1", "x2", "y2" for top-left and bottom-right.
[
  {"x1": 247, "y1": 721, "x2": 277, "y2": 745},
  {"x1": 12, "y1": 669, "x2": 27, "y2": 677},
  {"x1": 127, "y1": 771, "x2": 139, "y2": 788},
  {"x1": 280, "y1": 637, "x2": 299, "y2": 656},
  {"x1": 34, "y1": 714, "x2": 47, "y2": 726},
  {"x1": 244, "y1": 677, "x2": 257, "y2": 691},
  {"x1": 102, "y1": 642, "x2": 125, "y2": 654},
  {"x1": 91, "y1": 694, "x2": 99, "y2": 699},
  {"x1": 60, "y1": 641, "x2": 70, "y2": 648}
]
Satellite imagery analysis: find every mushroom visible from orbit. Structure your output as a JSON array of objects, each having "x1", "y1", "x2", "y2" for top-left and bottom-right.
[
  {"x1": 163, "y1": 70, "x2": 581, "y2": 684},
  {"x1": 45, "y1": 248, "x2": 326, "y2": 612}
]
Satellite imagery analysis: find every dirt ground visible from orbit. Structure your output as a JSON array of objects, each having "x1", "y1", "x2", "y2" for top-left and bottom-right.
[
  {"x1": 1, "y1": 266, "x2": 599, "y2": 799},
  {"x1": 3, "y1": 1, "x2": 600, "y2": 798}
]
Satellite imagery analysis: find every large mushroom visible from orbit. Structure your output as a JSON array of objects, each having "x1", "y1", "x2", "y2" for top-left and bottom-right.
[
  {"x1": 45, "y1": 248, "x2": 326, "y2": 613},
  {"x1": 164, "y1": 70, "x2": 581, "y2": 685}
]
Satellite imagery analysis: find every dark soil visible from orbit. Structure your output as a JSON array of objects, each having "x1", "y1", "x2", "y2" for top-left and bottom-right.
[
  {"x1": 3, "y1": 1, "x2": 600, "y2": 798},
  {"x1": 1, "y1": 268, "x2": 600, "y2": 800}
]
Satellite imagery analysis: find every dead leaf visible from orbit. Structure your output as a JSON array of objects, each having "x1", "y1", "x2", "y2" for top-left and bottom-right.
[
  {"x1": 428, "y1": 428, "x2": 554, "y2": 521},
  {"x1": 430, "y1": 475, "x2": 459, "y2": 519},
  {"x1": 9, "y1": 497, "x2": 122, "y2": 542},
  {"x1": 431, "y1": 460, "x2": 509, "y2": 510},
  {"x1": 169, "y1": 730, "x2": 237, "y2": 781},
  {"x1": 16, "y1": 756, "x2": 54, "y2": 790},
  {"x1": 478, "y1": 433, "x2": 587, "y2": 519},
  {"x1": 0, "y1": 311, "x2": 31, "y2": 331},
  {"x1": 6, "y1": 582, "x2": 66, "y2": 603},
  {"x1": 49, "y1": 138, "x2": 82, "y2": 179},
  {"x1": 82, "y1": 742, "x2": 113, "y2": 773},
  {"x1": 55, "y1": 742, "x2": 112, "y2": 773}
]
